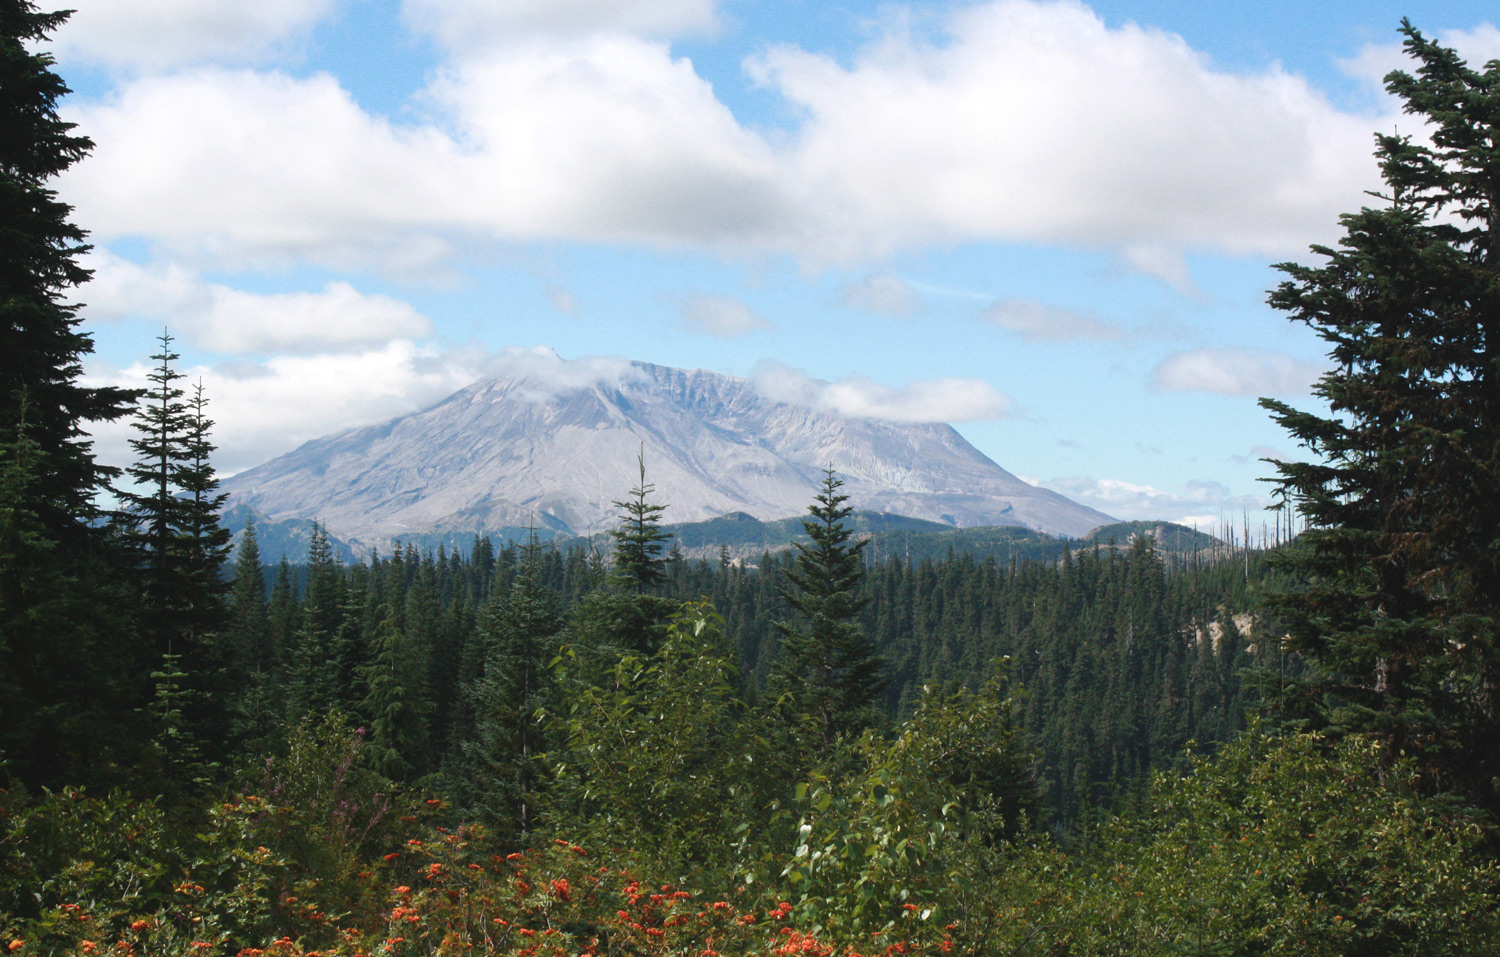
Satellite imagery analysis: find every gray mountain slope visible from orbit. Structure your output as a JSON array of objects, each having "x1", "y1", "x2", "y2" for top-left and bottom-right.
[{"x1": 220, "y1": 361, "x2": 1115, "y2": 553}]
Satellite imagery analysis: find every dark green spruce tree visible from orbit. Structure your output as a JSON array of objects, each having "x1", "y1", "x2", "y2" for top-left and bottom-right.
[
  {"x1": 457, "y1": 538, "x2": 563, "y2": 837},
  {"x1": 572, "y1": 453, "x2": 680, "y2": 655},
  {"x1": 1257, "y1": 22, "x2": 1500, "y2": 810},
  {"x1": 769, "y1": 469, "x2": 888, "y2": 752},
  {"x1": 0, "y1": 0, "x2": 141, "y2": 787}
]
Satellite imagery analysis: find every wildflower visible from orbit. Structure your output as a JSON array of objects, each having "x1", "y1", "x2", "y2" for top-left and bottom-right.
[
  {"x1": 129, "y1": 921, "x2": 150, "y2": 933},
  {"x1": 80, "y1": 943, "x2": 96, "y2": 955},
  {"x1": 393, "y1": 886, "x2": 412, "y2": 896},
  {"x1": 6, "y1": 941, "x2": 20, "y2": 953},
  {"x1": 383, "y1": 853, "x2": 401, "y2": 861}
]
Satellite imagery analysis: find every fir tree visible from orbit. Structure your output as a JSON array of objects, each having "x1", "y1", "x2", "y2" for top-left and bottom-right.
[
  {"x1": 1257, "y1": 22, "x2": 1500, "y2": 807},
  {"x1": 458, "y1": 538, "x2": 562, "y2": 836},
  {"x1": 770, "y1": 469, "x2": 888, "y2": 751},
  {"x1": 0, "y1": 0, "x2": 137, "y2": 543},
  {"x1": 609, "y1": 451, "x2": 671, "y2": 594}
]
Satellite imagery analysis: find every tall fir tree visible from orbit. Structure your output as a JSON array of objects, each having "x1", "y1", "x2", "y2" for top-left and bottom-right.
[
  {"x1": 0, "y1": 0, "x2": 143, "y2": 787},
  {"x1": 1257, "y1": 22, "x2": 1500, "y2": 809},
  {"x1": 609, "y1": 451, "x2": 671, "y2": 594},
  {"x1": 0, "y1": 0, "x2": 137, "y2": 541},
  {"x1": 458, "y1": 538, "x2": 563, "y2": 837},
  {"x1": 770, "y1": 469, "x2": 888, "y2": 752}
]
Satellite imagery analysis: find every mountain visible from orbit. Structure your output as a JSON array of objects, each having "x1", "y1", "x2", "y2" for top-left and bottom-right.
[{"x1": 219, "y1": 361, "x2": 1115, "y2": 555}]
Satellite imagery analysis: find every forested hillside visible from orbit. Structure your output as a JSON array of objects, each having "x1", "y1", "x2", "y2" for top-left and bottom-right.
[{"x1": 4, "y1": 7, "x2": 1500, "y2": 956}]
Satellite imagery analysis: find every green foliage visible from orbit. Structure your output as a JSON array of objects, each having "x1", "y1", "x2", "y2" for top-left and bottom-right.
[
  {"x1": 548, "y1": 602, "x2": 777, "y2": 877},
  {"x1": 1044, "y1": 729, "x2": 1500, "y2": 955},
  {"x1": 771, "y1": 667, "x2": 1040, "y2": 945},
  {"x1": 1257, "y1": 24, "x2": 1500, "y2": 809},
  {"x1": 456, "y1": 546, "x2": 563, "y2": 837},
  {"x1": 770, "y1": 470, "x2": 888, "y2": 753},
  {"x1": 608, "y1": 452, "x2": 672, "y2": 596}
]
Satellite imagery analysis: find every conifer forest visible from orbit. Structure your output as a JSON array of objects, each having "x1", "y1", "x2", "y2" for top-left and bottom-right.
[{"x1": 3, "y1": 5, "x2": 1500, "y2": 955}]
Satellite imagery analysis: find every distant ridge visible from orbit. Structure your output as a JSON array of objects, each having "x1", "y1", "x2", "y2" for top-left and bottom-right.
[{"x1": 220, "y1": 361, "x2": 1116, "y2": 556}]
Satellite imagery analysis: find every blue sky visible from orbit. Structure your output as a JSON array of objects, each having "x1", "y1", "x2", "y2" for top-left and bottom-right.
[{"x1": 47, "y1": 0, "x2": 1500, "y2": 531}]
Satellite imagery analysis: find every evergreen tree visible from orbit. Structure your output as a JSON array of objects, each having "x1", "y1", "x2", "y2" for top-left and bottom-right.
[
  {"x1": 359, "y1": 604, "x2": 432, "y2": 781},
  {"x1": 0, "y1": 0, "x2": 137, "y2": 542},
  {"x1": 609, "y1": 451, "x2": 671, "y2": 593},
  {"x1": 770, "y1": 469, "x2": 888, "y2": 751},
  {"x1": 572, "y1": 455, "x2": 680, "y2": 655},
  {"x1": 458, "y1": 539, "x2": 562, "y2": 836},
  {"x1": 1257, "y1": 23, "x2": 1500, "y2": 807},
  {"x1": 122, "y1": 332, "x2": 191, "y2": 651}
]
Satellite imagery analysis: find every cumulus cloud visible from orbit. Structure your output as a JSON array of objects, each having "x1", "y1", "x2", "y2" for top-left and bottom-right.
[
  {"x1": 843, "y1": 273, "x2": 921, "y2": 317},
  {"x1": 56, "y1": 0, "x2": 1402, "y2": 268},
  {"x1": 749, "y1": 0, "x2": 1382, "y2": 258},
  {"x1": 750, "y1": 361, "x2": 1011, "y2": 423},
  {"x1": 61, "y1": 38, "x2": 792, "y2": 268},
  {"x1": 1041, "y1": 474, "x2": 1267, "y2": 527},
  {"x1": 86, "y1": 339, "x2": 488, "y2": 477},
  {"x1": 84, "y1": 252, "x2": 432, "y2": 354},
  {"x1": 402, "y1": 0, "x2": 719, "y2": 50},
  {"x1": 51, "y1": 0, "x2": 339, "y2": 72},
  {"x1": 680, "y1": 293, "x2": 774, "y2": 337},
  {"x1": 984, "y1": 298, "x2": 1122, "y2": 341},
  {"x1": 1151, "y1": 347, "x2": 1325, "y2": 397}
]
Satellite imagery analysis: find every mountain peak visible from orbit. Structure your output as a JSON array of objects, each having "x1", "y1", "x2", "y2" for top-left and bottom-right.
[{"x1": 220, "y1": 360, "x2": 1113, "y2": 555}]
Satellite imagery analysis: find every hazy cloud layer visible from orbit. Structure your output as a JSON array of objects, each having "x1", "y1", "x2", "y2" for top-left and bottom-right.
[
  {"x1": 53, "y1": 0, "x2": 339, "y2": 72},
  {"x1": 843, "y1": 274, "x2": 922, "y2": 317},
  {"x1": 680, "y1": 293, "x2": 775, "y2": 337},
  {"x1": 1040, "y1": 474, "x2": 1267, "y2": 528},
  {"x1": 480, "y1": 346, "x2": 646, "y2": 398},
  {"x1": 751, "y1": 361, "x2": 1011, "y2": 423},
  {"x1": 59, "y1": 0, "x2": 1395, "y2": 268},
  {"x1": 1151, "y1": 347, "x2": 1325, "y2": 396},
  {"x1": 984, "y1": 298, "x2": 1121, "y2": 341},
  {"x1": 84, "y1": 253, "x2": 432, "y2": 354}
]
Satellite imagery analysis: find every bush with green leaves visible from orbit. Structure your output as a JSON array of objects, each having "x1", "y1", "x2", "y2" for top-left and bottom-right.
[{"x1": 1043, "y1": 728, "x2": 1500, "y2": 955}]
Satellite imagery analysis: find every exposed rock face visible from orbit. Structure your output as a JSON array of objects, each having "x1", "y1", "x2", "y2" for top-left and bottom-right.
[{"x1": 221, "y1": 361, "x2": 1114, "y2": 553}]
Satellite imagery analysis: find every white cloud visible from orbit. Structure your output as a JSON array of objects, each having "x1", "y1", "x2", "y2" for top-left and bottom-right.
[
  {"x1": 402, "y1": 0, "x2": 719, "y2": 51},
  {"x1": 843, "y1": 274, "x2": 921, "y2": 317},
  {"x1": 52, "y1": 0, "x2": 339, "y2": 72},
  {"x1": 750, "y1": 0, "x2": 1384, "y2": 258},
  {"x1": 750, "y1": 361, "x2": 1011, "y2": 423},
  {"x1": 83, "y1": 252, "x2": 432, "y2": 354},
  {"x1": 680, "y1": 293, "x2": 774, "y2": 337},
  {"x1": 478, "y1": 346, "x2": 646, "y2": 398},
  {"x1": 62, "y1": 39, "x2": 792, "y2": 267},
  {"x1": 58, "y1": 0, "x2": 1406, "y2": 267},
  {"x1": 1151, "y1": 347, "x2": 1325, "y2": 397},
  {"x1": 1041, "y1": 474, "x2": 1267, "y2": 526},
  {"x1": 984, "y1": 298, "x2": 1121, "y2": 341},
  {"x1": 87, "y1": 339, "x2": 488, "y2": 477}
]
